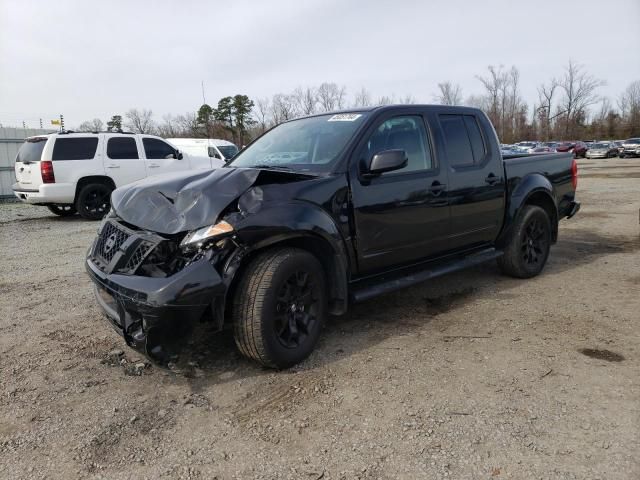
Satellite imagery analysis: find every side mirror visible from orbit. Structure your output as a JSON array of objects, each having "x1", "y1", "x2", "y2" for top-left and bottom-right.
[
  {"x1": 176, "y1": 150, "x2": 183, "y2": 160},
  {"x1": 366, "y1": 149, "x2": 408, "y2": 175}
]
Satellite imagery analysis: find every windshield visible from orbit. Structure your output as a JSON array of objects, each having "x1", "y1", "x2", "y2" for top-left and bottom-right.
[
  {"x1": 591, "y1": 143, "x2": 609, "y2": 149},
  {"x1": 626, "y1": 139, "x2": 640, "y2": 144},
  {"x1": 227, "y1": 113, "x2": 368, "y2": 173},
  {"x1": 16, "y1": 137, "x2": 47, "y2": 163},
  {"x1": 217, "y1": 145, "x2": 238, "y2": 159}
]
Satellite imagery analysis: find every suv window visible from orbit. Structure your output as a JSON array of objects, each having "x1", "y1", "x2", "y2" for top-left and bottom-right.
[
  {"x1": 364, "y1": 116, "x2": 432, "y2": 173},
  {"x1": 52, "y1": 137, "x2": 99, "y2": 161},
  {"x1": 143, "y1": 138, "x2": 175, "y2": 159},
  {"x1": 16, "y1": 138, "x2": 47, "y2": 163},
  {"x1": 439, "y1": 114, "x2": 474, "y2": 167},
  {"x1": 107, "y1": 137, "x2": 139, "y2": 159}
]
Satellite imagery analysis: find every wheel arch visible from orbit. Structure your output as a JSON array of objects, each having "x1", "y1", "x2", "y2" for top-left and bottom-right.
[
  {"x1": 498, "y1": 173, "x2": 559, "y2": 247},
  {"x1": 74, "y1": 175, "x2": 116, "y2": 204},
  {"x1": 224, "y1": 231, "x2": 350, "y2": 321}
]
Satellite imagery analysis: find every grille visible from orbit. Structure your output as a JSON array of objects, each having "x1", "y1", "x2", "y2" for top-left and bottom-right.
[
  {"x1": 95, "y1": 221, "x2": 130, "y2": 264},
  {"x1": 124, "y1": 240, "x2": 155, "y2": 273}
]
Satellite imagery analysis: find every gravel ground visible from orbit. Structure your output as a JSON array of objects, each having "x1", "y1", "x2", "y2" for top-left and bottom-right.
[{"x1": 1, "y1": 157, "x2": 639, "y2": 480}]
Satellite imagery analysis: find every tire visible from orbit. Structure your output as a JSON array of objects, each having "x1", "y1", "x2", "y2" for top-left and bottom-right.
[
  {"x1": 47, "y1": 205, "x2": 76, "y2": 217},
  {"x1": 75, "y1": 183, "x2": 112, "y2": 220},
  {"x1": 497, "y1": 205, "x2": 552, "y2": 279},
  {"x1": 232, "y1": 247, "x2": 327, "y2": 369}
]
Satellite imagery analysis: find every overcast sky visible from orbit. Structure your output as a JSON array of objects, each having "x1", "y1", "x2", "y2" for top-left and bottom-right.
[{"x1": 1, "y1": 0, "x2": 639, "y2": 128}]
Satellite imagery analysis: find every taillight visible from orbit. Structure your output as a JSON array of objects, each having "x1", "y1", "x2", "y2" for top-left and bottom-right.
[
  {"x1": 571, "y1": 158, "x2": 578, "y2": 190},
  {"x1": 40, "y1": 161, "x2": 55, "y2": 183}
]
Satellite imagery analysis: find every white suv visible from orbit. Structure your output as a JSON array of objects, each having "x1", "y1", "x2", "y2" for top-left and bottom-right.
[{"x1": 13, "y1": 132, "x2": 224, "y2": 220}]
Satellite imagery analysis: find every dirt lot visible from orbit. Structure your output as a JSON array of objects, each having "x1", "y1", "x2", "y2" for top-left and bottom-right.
[{"x1": 1, "y1": 157, "x2": 639, "y2": 480}]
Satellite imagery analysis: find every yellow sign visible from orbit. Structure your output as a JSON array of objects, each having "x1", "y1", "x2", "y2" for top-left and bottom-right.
[{"x1": 51, "y1": 119, "x2": 61, "y2": 125}]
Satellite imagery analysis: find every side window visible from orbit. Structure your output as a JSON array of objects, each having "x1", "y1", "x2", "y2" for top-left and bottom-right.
[
  {"x1": 364, "y1": 115, "x2": 432, "y2": 173},
  {"x1": 52, "y1": 138, "x2": 99, "y2": 161},
  {"x1": 143, "y1": 138, "x2": 175, "y2": 159},
  {"x1": 107, "y1": 137, "x2": 139, "y2": 159},
  {"x1": 463, "y1": 115, "x2": 486, "y2": 162},
  {"x1": 439, "y1": 114, "x2": 474, "y2": 167}
]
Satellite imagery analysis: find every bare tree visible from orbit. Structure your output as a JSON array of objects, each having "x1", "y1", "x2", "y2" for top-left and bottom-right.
[
  {"x1": 618, "y1": 80, "x2": 640, "y2": 136},
  {"x1": 77, "y1": 118, "x2": 104, "y2": 132},
  {"x1": 270, "y1": 94, "x2": 298, "y2": 125},
  {"x1": 558, "y1": 60, "x2": 604, "y2": 137},
  {"x1": 537, "y1": 78, "x2": 558, "y2": 140},
  {"x1": 434, "y1": 81, "x2": 463, "y2": 105},
  {"x1": 156, "y1": 114, "x2": 181, "y2": 138},
  {"x1": 254, "y1": 97, "x2": 272, "y2": 133},
  {"x1": 176, "y1": 112, "x2": 200, "y2": 137},
  {"x1": 352, "y1": 87, "x2": 372, "y2": 107},
  {"x1": 317, "y1": 82, "x2": 347, "y2": 112},
  {"x1": 376, "y1": 95, "x2": 394, "y2": 106},
  {"x1": 398, "y1": 94, "x2": 417, "y2": 104},
  {"x1": 292, "y1": 87, "x2": 317, "y2": 115},
  {"x1": 125, "y1": 108, "x2": 155, "y2": 134}
]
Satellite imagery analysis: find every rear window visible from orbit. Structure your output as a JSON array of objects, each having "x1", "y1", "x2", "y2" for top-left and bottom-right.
[
  {"x1": 52, "y1": 137, "x2": 99, "y2": 160},
  {"x1": 107, "y1": 137, "x2": 139, "y2": 159},
  {"x1": 439, "y1": 114, "x2": 474, "y2": 167},
  {"x1": 463, "y1": 115, "x2": 486, "y2": 162},
  {"x1": 16, "y1": 138, "x2": 47, "y2": 163}
]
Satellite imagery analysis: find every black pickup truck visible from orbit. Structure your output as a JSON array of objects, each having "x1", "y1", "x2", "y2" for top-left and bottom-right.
[{"x1": 86, "y1": 105, "x2": 580, "y2": 368}]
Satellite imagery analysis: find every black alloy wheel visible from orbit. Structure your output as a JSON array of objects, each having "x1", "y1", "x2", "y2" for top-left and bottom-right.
[
  {"x1": 47, "y1": 204, "x2": 77, "y2": 217},
  {"x1": 76, "y1": 183, "x2": 112, "y2": 220},
  {"x1": 274, "y1": 270, "x2": 319, "y2": 349},
  {"x1": 521, "y1": 217, "x2": 548, "y2": 268}
]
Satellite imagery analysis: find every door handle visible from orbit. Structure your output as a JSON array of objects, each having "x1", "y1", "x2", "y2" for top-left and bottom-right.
[
  {"x1": 106, "y1": 164, "x2": 120, "y2": 169},
  {"x1": 148, "y1": 164, "x2": 160, "y2": 168},
  {"x1": 485, "y1": 173, "x2": 499, "y2": 185},
  {"x1": 428, "y1": 181, "x2": 446, "y2": 196}
]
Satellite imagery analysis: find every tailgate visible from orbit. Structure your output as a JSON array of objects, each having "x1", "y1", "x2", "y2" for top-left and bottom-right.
[{"x1": 14, "y1": 137, "x2": 47, "y2": 188}]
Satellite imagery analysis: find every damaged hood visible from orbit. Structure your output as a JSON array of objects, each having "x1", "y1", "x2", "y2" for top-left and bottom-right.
[{"x1": 110, "y1": 168, "x2": 262, "y2": 235}]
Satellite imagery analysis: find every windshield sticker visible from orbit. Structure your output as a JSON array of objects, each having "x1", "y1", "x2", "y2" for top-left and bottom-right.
[{"x1": 328, "y1": 113, "x2": 362, "y2": 122}]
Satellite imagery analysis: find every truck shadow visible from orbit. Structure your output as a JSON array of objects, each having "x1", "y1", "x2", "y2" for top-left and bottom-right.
[{"x1": 177, "y1": 228, "x2": 639, "y2": 391}]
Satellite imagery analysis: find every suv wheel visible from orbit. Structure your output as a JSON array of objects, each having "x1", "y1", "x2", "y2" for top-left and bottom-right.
[
  {"x1": 76, "y1": 183, "x2": 112, "y2": 220},
  {"x1": 47, "y1": 205, "x2": 77, "y2": 217},
  {"x1": 498, "y1": 205, "x2": 552, "y2": 278},
  {"x1": 232, "y1": 248, "x2": 327, "y2": 369}
]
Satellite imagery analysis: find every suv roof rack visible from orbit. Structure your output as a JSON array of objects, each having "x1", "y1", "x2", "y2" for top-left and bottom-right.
[{"x1": 58, "y1": 129, "x2": 137, "y2": 135}]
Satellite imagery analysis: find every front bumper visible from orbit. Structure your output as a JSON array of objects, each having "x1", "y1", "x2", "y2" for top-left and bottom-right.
[{"x1": 86, "y1": 254, "x2": 226, "y2": 361}]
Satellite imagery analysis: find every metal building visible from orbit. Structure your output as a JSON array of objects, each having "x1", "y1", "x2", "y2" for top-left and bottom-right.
[{"x1": 0, "y1": 127, "x2": 55, "y2": 199}]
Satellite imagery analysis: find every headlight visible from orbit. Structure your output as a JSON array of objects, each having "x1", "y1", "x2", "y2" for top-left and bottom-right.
[{"x1": 180, "y1": 220, "x2": 234, "y2": 249}]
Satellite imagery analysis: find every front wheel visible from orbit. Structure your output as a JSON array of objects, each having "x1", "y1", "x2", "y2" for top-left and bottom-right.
[
  {"x1": 232, "y1": 248, "x2": 327, "y2": 369},
  {"x1": 47, "y1": 205, "x2": 76, "y2": 217},
  {"x1": 498, "y1": 205, "x2": 552, "y2": 279},
  {"x1": 75, "y1": 183, "x2": 112, "y2": 220}
]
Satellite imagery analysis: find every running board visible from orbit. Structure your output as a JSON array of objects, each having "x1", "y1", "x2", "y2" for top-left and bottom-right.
[{"x1": 351, "y1": 247, "x2": 503, "y2": 303}]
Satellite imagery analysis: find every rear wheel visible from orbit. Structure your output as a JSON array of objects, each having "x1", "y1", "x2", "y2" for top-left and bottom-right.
[
  {"x1": 498, "y1": 205, "x2": 552, "y2": 279},
  {"x1": 232, "y1": 248, "x2": 327, "y2": 369},
  {"x1": 75, "y1": 183, "x2": 112, "y2": 220},
  {"x1": 47, "y1": 205, "x2": 76, "y2": 217}
]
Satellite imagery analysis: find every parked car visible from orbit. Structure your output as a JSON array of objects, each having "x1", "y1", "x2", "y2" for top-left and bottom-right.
[
  {"x1": 514, "y1": 141, "x2": 539, "y2": 153},
  {"x1": 613, "y1": 140, "x2": 625, "y2": 153},
  {"x1": 556, "y1": 141, "x2": 587, "y2": 158},
  {"x1": 585, "y1": 142, "x2": 618, "y2": 159},
  {"x1": 12, "y1": 132, "x2": 223, "y2": 219},
  {"x1": 167, "y1": 138, "x2": 238, "y2": 162},
  {"x1": 86, "y1": 105, "x2": 580, "y2": 368},
  {"x1": 619, "y1": 138, "x2": 640, "y2": 158},
  {"x1": 531, "y1": 146, "x2": 555, "y2": 153},
  {"x1": 541, "y1": 141, "x2": 560, "y2": 150}
]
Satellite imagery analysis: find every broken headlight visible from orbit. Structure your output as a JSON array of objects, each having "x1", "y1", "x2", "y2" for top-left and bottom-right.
[{"x1": 180, "y1": 220, "x2": 234, "y2": 250}]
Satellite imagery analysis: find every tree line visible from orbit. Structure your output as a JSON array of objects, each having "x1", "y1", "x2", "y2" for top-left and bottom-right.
[{"x1": 77, "y1": 61, "x2": 640, "y2": 145}]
